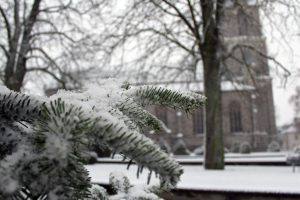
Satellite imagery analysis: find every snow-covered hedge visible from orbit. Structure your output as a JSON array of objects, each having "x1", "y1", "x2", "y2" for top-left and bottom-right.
[
  {"x1": 267, "y1": 141, "x2": 281, "y2": 152},
  {"x1": 287, "y1": 146, "x2": 300, "y2": 172},
  {"x1": 240, "y1": 142, "x2": 251, "y2": 154},
  {"x1": 230, "y1": 142, "x2": 240, "y2": 153},
  {"x1": 90, "y1": 171, "x2": 163, "y2": 200},
  {"x1": 0, "y1": 79, "x2": 205, "y2": 199}
]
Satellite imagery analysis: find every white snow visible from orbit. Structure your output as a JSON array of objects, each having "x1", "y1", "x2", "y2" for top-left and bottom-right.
[
  {"x1": 86, "y1": 163, "x2": 300, "y2": 194},
  {"x1": 224, "y1": 0, "x2": 258, "y2": 8},
  {"x1": 44, "y1": 133, "x2": 70, "y2": 164},
  {"x1": 177, "y1": 152, "x2": 288, "y2": 163},
  {"x1": 87, "y1": 164, "x2": 160, "y2": 186},
  {"x1": 108, "y1": 171, "x2": 161, "y2": 200},
  {"x1": 97, "y1": 152, "x2": 289, "y2": 163},
  {"x1": 178, "y1": 165, "x2": 300, "y2": 194}
]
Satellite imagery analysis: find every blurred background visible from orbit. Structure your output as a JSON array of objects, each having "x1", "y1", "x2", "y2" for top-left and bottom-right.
[{"x1": 1, "y1": 0, "x2": 300, "y2": 155}]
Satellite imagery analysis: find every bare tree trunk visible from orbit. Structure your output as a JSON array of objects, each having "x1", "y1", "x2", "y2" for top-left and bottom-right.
[
  {"x1": 203, "y1": 54, "x2": 224, "y2": 169},
  {"x1": 4, "y1": 0, "x2": 42, "y2": 91},
  {"x1": 4, "y1": 0, "x2": 22, "y2": 91},
  {"x1": 1, "y1": 0, "x2": 101, "y2": 92},
  {"x1": 200, "y1": 0, "x2": 224, "y2": 169}
]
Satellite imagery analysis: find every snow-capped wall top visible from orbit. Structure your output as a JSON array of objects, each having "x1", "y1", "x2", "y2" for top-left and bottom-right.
[{"x1": 224, "y1": 0, "x2": 259, "y2": 8}]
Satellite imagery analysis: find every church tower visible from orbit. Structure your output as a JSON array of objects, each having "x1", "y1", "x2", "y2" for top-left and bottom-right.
[
  {"x1": 221, "y1": 0, "x2": 277, "y2": 149},
  {"x1": 145, "y1": 0, "x2": 277, "y2": 152}
]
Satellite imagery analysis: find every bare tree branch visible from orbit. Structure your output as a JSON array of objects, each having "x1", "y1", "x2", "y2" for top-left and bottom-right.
[
  {"x1": 27, "y1": 66, "x2": 66, "y2": 88},
  {"x1": 0, "y1": 5, "x2": 11, "y2": 43},
  {"x1": 0, "y1": 44, "x2": 8, "y2": 58},
  {"x1": 30, "y1": 31, "x2": 76, "y2": 43},
  {"x1": 160, "y1": 0, "x2": 196, "y2": 36},
  {"x1": 0, "y1": 0, "x2": 105, "y2": 91}
]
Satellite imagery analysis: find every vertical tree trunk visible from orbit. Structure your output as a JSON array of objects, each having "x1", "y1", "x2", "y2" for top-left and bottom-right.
[
  {"x1": 4, "y1": 0, "x2": 22, "y2": 91},
  {"x1": 5, "y1": 58, "x2": 27, "y2": 92},
  {"x1": 4, "y1": 56, "x2": 24, "y2": 92},
  {"x1": 203, "y1": 53, "x2": 224, "y2": 169},
  {"x1": 200, "y1": 0, "x2": 225, "y2": 169},
  {"x1": 4, "y1": 0, "x2": 42, "y2": 92}
]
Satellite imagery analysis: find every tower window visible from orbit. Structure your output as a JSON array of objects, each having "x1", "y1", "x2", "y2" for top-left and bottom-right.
[
  {"x1": 193, "y1": 109, "x2": 204, "y2": 135},
  {"x1": 229, "y1": 101, "x2": 243, "y2": 132},
  {"x1": 237, "y1": 9, "x2": 250, "y2": 36}
]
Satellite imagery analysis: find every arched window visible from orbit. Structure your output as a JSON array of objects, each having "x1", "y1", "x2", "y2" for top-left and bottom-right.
[
  {"x1": 229, "y1": 101, "x2": 243, "y2": 133},
  {"x1": 155, "y1": 106, "x2": 168, "y2": 126},
  {"x1": 237, "y1": 9, "x2": 250, "y2": 36},
  {"x1": 193, "y1": 108, "x2": 204, "y2": 135}
]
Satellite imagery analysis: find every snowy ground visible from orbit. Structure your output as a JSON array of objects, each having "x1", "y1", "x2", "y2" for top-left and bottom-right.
[{"x1": 86, "y1": 163, "x2": 300, "y2": 195}]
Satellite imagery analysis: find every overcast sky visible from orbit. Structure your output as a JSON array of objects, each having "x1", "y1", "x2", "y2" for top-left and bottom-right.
[{"x1": 262, "y1": 4, "x2": 300, "y2": 126}]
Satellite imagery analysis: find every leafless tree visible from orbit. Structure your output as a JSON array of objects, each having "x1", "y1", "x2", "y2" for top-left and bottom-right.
[
  {"x1": 96, "y1": 0, "x2": 296, "y2": 169},
  {"x1": 97, "y1": 0, "x2": 228, "y2": 169},
  {"x1": 0, "y1": 0, "x2": 105, "y2": 92}
]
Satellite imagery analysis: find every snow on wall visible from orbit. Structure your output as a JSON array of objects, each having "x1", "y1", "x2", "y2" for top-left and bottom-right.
[{"x1": 86, "y1": 164, "x2": 300, "y2": 195}]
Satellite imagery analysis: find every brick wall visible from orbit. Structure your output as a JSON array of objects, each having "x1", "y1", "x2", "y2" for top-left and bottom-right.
[{"x1": 146, "y1": 85, "x2": 276, "y2": 152}]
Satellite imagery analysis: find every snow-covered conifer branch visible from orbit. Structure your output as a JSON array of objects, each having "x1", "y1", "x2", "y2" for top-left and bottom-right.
[
  {"x1": 90, "y1": 114, "x2": 183, "y2": 186},
  {"x1": 117, "y1": 99, "x2": 161, "y2": 131},
  {"x1": 128, "y1": 85, "x2": 206, "y2": 113},
  {"x1": 0, "y1": 79, "x2": 205, "y2": 199},
  {"x1": 0, "y1": 91, "x2": 43, "y2": 122}
]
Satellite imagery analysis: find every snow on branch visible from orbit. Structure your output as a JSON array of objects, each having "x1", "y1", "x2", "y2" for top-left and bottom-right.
[
  {"x1": 0, "y1": 79, "x2": 205, "y2": 199},
  {"x1": 128, "y1": 85, "x2": 206, "y2": 113}
]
